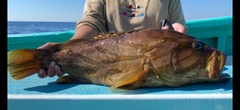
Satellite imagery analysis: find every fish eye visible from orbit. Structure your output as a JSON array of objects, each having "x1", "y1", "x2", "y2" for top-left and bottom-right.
[{"x1": 192, "y1": 42, "x2": 202, "y2": 50}]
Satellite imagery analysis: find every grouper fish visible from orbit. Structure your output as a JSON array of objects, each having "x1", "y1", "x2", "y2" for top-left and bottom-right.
[{"x1": 7, "y1": 28, "x2": 230, "y2": 90}]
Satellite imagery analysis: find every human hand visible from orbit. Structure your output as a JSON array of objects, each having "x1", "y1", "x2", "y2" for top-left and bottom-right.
[
  {"x1": 37, "y1": 42, "x2": 65, "y2": 78},
  {"x1": 162, "y1": 23, "x2": 187, "y2": 33}
]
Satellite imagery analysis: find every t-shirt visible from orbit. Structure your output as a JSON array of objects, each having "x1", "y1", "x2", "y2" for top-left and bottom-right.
[{"x1": 76, "y1": 0, "x2": 187, "y2": 33}]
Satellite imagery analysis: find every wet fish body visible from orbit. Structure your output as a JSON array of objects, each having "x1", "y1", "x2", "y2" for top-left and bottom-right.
[{"x1": 7, "y1": 28, "x2": 230, "y2": 90}]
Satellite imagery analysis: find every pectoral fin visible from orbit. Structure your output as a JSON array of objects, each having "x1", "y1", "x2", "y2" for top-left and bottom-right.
[{"x1": 110, "y1": 65, "x2": 150, "y2": 90}]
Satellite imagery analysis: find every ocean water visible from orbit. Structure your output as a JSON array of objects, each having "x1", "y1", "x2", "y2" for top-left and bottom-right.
[{"x1": 8, "y1": 21, "x2": 76, "y2": 35}]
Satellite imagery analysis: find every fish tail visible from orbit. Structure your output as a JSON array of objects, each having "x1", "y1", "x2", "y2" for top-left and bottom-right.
[{"x1": 8, "y1": 49, "x2": 50, "y2": 80}]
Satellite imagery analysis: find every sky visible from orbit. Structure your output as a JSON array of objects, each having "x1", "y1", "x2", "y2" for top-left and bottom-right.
[{"x1": 7, "y1": 0, "x2": 232, "y2": 22}]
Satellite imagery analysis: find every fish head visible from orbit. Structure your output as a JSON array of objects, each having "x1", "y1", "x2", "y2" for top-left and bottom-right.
[{"x1": 171, "y1": 38, "x2": 230, "y2": 83}]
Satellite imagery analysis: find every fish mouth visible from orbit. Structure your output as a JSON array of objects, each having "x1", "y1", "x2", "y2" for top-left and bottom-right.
[
  {"x1": 207, "y1": 51, "x2": 228, "y2": 80},
  {"x1": 219, "y1": 52, "x2": 226, "y2": 72},
  {"x1": 218, "y1": 52, "x2": 231, "y2": 81}
]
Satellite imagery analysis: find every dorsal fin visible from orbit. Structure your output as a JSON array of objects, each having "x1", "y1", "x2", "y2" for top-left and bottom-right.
[{"x1": 60, "y1": 28, "x2": 146, "y2": 48}]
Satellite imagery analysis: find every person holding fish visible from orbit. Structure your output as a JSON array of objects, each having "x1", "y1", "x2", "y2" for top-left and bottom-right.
[{"x1": 37, "y1": 0, "x2": 188, "y2": 79}]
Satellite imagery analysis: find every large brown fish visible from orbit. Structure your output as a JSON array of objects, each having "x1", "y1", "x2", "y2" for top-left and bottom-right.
[{"x1": 8, "y1": 28, "x2": 230, "y2": 90}]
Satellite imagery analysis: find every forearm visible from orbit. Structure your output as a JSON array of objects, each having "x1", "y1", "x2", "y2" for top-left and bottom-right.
[{"x1": 71, "y1": 25, "x2": 98, "y2": 40}]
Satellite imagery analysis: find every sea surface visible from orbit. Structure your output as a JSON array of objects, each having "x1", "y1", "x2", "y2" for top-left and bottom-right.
[{"x1": 8, "y1": 21, "x2": 76, "y2": 35}]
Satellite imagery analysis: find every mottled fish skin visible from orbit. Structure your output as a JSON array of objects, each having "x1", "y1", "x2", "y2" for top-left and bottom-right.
[
  {"x1": 46, "y1": 28, "x2": 230, "y2": 89},
  {"x1": 7, "y1": 28, "x2": 229, "y2": 90}
]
